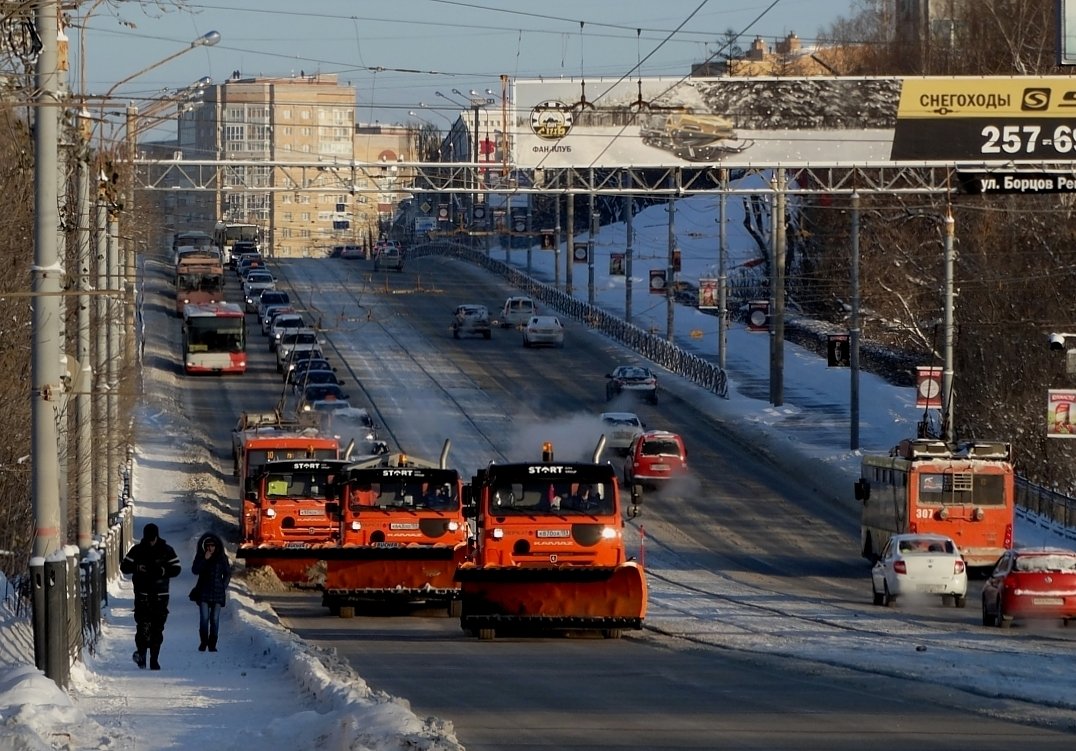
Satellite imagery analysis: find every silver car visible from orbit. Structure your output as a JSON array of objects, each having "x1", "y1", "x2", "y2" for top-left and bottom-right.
[{"x1": 600, "y1": 412, "x2": 645, "y2": 455}]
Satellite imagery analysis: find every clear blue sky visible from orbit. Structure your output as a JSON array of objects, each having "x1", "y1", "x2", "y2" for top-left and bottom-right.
[{"x1": 71, "y1": 0, "x2": 860, "y2": 129}]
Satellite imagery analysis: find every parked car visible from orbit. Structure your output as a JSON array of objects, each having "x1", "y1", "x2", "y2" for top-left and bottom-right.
[
  {"x1": 500, "y1": 296, "x2": 536, "y2": 328},
  {"x1": 452, "y1": 304, "x2": 492, "y2": 339},
  {"x1": 522, "y1": 315, "x2": 565, "y2": 348},
  {"x1": 600, "y1": 412, "x2": 646, "y2": 455},
  {"x1": 981, "y1": 547, "x2": 1076, "y2": 628},
  {"x1": 338, "y1": 244, "x2": 364, "y2": 259},
  {"x1": 624, "y1": 430, "x2": 688, "y2": 489},
  {"x1": 275, "y1": 329, "x2": 322, "y2": 372},
  {"x1": 374, "y1": 243, "x2": 404, "y2": 271},
  {"x1": 871, "y1": 533, "x2": 968, "y2": 607},
  {"x1": 606, "y1": 364, "x2": 659, "y2": 404}
]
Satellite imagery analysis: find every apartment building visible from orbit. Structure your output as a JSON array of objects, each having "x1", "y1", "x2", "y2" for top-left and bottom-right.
[{"x1": 178, "y1": 72, "x2": 416, "y2": 257}]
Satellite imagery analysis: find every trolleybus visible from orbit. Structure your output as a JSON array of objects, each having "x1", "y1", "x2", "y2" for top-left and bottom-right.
[
  {"x1": 856, "y1": 438, "x2": 1015, "y2": 568},
  {"x1": 181, "y1": 301, "x2": 247, "y2": 374}
]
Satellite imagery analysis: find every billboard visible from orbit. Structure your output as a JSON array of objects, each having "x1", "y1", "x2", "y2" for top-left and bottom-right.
[{"x1": 512, "y1": 76, "x2": 1076, "y2": 168}]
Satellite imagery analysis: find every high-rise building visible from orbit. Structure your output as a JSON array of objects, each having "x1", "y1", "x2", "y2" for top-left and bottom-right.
[{"x1": 179, "y1": 72, "x2": 369, "y2": 257}]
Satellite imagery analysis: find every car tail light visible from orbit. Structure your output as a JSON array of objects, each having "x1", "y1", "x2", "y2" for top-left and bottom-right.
[
  {"x1": 908, "y1": 521, "x2": 918, "y2": 533},
  {"x1": 1004, "y1": 523, "x2": 1013, "y2": 549},
  {"x1": 893, "y1": 560, "x2": 907, "y2": 574},
  {"x1": 954, "y1": 559, "x2": 966, "y2": 574}
]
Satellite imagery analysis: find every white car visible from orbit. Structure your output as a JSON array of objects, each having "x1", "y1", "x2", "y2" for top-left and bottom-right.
[
  {"x1": 871, "y1": 533, "x2": 968, "y2": 607},
  {"x1": 600, "y1": 412, "x2": 646, "y2": 455},
  {"x1": 500, "y1": 296, "x2": 536, "y2": 328},
  {"x1": 268, "y1": 313, "x2": 305, "y2": 352},
  {"x1": 522, "y1": 315, "x2": 564, "y2": 348},
  {"x1": 275, "y1": 328, "x2": 322, "y2": 372},
  {"x1": 242, "y1": 271, "x2": 277, "y2": 312}
]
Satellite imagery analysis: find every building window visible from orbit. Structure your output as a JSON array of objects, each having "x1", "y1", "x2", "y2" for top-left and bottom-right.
[
  {"x1": 299, "y1": 229, "x2": 311, "y2": 238},
  {"x1": 281, "y1": 194, "x2": 293, "y2": 204},
  {"x1": 300, "y1": 110, "x2": 310, "y2": 120},
  {"x1": 300, "y1": 212, "x2": 311, "y2": 221},
  {"x1": 282, "y1": 212, "x2": 293, "y2": 222}
]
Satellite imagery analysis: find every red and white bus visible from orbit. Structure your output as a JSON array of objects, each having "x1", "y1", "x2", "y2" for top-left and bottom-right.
[
  {"x1": 856, "y1": 438, "x2": 1014, "y2": 568},
  {"x1": 181, "y1": 302, "x2": 247, "y2": 374}
]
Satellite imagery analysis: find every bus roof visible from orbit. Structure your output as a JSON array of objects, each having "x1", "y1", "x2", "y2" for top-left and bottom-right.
[{"x1": 183, "y1": 301, "x2": 244, "y2": 318}]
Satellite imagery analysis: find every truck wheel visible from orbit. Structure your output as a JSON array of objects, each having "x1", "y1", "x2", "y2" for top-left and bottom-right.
[
  {"x1": 602, "y1": 629, "x2": 623, "y2": 640},
  {"x1": 338, "y1": 606, "x2": 355, "y2": 619},
  {"x1": 448, "y1": 600, "x2": 463, "y2": 618},
  {"x1": 478, "y1": 628, "x2": 495, "y2": 641}
]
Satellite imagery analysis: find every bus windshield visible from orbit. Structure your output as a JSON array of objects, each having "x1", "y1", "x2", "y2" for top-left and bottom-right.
[
  {"x1": 917, "y1": 472, "x2": 1007, "y2": 505},
  {"x1": 347, "y1": 469, "x2": 460, "y2": 511},
  {"x1": 186, "y1": 318, "x2": 244, "y2": 353}
]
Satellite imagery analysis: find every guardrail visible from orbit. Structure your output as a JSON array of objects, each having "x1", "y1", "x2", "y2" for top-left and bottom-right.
[{"x1": 411, "y1": 240, "x2": 729, "y2": 400}]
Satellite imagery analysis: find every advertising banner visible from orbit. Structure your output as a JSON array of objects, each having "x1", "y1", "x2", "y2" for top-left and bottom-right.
[
  {"x1": 649, "y1": 269, "x2": 666, "y2": 294},
  {"x1": 698, "y1": 278, "x2": 718, "y2": 309},
  {"x1": 609, "y1": 253, "x2": 625, "y2": 276},
  {"x1": 1048, "y1": 389, "x2": 1076, "y2": 438},
  {"x1": 915, "y1": 366, "x2": 943, "y2": 409},
  {"x1": 512, "y1": 76, "x2": 1076, "y2": 168}
]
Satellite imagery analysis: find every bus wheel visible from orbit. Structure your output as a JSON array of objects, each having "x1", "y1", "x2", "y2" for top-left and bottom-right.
[{"x1": 954, "y1": 595, "x2": 967, "y2": 609}]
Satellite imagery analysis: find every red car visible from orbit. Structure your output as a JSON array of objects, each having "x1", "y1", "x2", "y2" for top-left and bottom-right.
[
  {"x1": 624, "y1": 430, "x2": 687, "y2": 490},
  {"x1": 981, "y1": 547, "x2": 1076, "y2": 628}
]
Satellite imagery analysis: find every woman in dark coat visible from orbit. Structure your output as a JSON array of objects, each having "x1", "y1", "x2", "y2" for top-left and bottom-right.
[{"x1": 190, "y1": 532, "x2": 231, "y2": 652}]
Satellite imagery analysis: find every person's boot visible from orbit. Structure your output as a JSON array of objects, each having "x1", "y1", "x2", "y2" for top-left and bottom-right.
[
  {"x1": 132, "y1": 650, "x2": 146, "y2": 669},
  {"x1": 149, "y1": 648, "x2": 161, "y2": 670},
  {"x1": 208, "y1": 636, "x2": 217, "y2": 652},
  {"x1": 199, "y1": 627, "x2": 209, "y2": 652}
]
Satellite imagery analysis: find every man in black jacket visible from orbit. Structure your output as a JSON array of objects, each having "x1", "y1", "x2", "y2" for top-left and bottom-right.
[{"x1": 120, "y1": 523, "x2": 182, "y2": 670}]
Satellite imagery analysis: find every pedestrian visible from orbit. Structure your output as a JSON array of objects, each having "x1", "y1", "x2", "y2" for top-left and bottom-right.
[
  {"x1": 190, "y1": 532, "x2": 231, "y2": 652},
  {"x1": 120, "y1": 523, "x2": 182, "y2": 670}
]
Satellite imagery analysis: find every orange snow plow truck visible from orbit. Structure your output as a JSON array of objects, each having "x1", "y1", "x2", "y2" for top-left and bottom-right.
[
  {"x1": 320, "y1": 440, "x2": 469, "y2": 617},
  {"x1": 236, "y1": 458, "x2": 352, "y2": 583},
  {"x1": 455, "y1": 439, "x2": 647, "y2": 640},
  {"x1": 232, "y1": 410, "x2": 342, "y2": 582}
]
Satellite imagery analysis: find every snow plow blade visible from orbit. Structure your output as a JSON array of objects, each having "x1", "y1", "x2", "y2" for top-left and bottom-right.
[
  {"x1": 455, "y1": 562, "x2": 647, "y2": 636},
  {"x1": 321, "y1": 544, "x2": 468, "y2": 610},
  {"x1": 235, "y1": 545, "x2": 326, "y2": 584}
]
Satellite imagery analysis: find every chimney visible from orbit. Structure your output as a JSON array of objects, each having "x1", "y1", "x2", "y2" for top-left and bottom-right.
[{"x1": 776, "y1": 32, "x2": 801, "y2": 54}]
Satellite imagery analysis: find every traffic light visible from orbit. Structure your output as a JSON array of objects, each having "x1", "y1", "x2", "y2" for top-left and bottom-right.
[{"x1": 827, "y1": 334, "x2": 850, "y2": 367}]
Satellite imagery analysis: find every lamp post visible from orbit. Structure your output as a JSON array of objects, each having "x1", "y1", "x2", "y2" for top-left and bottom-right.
[{"x1": 78, "y1": 35, "x2": 220, "y2": 541}]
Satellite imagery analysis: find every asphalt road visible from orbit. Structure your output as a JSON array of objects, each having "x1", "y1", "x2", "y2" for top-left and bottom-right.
[{"x1": 159, "y1": 249, "x2": 1076, "y2": 749}]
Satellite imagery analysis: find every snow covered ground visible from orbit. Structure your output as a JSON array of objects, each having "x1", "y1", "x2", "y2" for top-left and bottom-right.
[{"x1": 3, "y1": 176, "x2": 1076, "y2": 748}]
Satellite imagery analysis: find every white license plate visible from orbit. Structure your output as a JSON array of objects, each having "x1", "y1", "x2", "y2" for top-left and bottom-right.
[
  {"x1": 298, "y1": 509, "x2": 323, "y2": 516},
  {"x1": 651, "y1": 464, "x2": 669, "y2": 471},
  {"x1": 1033, "y1": 597, "x2": 1064, "y2": 606},
  {"x1": 537, "y1": 529, "x2": 570, "y2": 538}
]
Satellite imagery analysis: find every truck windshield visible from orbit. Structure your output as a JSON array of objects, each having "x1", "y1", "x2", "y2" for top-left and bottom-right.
[{"x1": 347, "y1": 470, "x2": 460, "y2": 511}]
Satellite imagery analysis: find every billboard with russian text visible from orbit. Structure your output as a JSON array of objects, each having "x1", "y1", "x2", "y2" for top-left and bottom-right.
[{"x1": 511, "y1": 76, "x2": 1076, "y2": 168}]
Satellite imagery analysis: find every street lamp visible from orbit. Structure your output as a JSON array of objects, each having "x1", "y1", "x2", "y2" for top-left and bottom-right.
[{"x1": 101, "y1": 31, "x2": 220, "y2": 104}]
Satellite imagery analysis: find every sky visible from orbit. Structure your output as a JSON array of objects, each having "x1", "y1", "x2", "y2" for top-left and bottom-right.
[
  {"x1": 4, "y1": 175, "x2": 1076, "y2": 747},
  {"x1": 67, "y1": 0, "x2": 861, "y2": 131}
]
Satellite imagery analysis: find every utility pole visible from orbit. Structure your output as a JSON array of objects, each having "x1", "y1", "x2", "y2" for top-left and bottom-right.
[
  {"x1": 587, "y1": 168, "x2": 596, "y2": 307},
  {"x1": 624, "y1": 170, "x2": 633, "y2": 323},
  {"x1": 943, "y1": 210, "x2": 956, "y2": 444},
  {"x1": 553, "y1": 173, "x2": 561, "y2": 289},
  {"x1": 718, "y1": 169, "x2": 728, "y2": 370},
  {"x1": 31, "y1": 0, "x2": 63, "y2": 557},
  {"x1": 769, "y1": 171, "x2": 787, "y2": 407},
  {"x1": 850, "y1": 191, "x2": 861, "y2": 451},
  {"x1": 76, "y1": 110, "x2": 94, "y2": 552},
  {"x1": 666, "y1": 172, "x2": 676, "y2": 341},
  {"x1": 565, "y1": 170, "x2": 574, "y2": 295}
]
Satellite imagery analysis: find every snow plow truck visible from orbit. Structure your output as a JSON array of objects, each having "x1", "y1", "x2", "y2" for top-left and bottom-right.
[
  {"x1": 236, "y1": 458, "x2": 352, "y2": 583},
  {"x1": 455, "y1": 439, "x2": 647, "y2": 640},
  {"x1": 320, "y1": 440, "x2": 469, "y2": 617}
]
